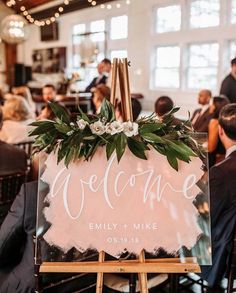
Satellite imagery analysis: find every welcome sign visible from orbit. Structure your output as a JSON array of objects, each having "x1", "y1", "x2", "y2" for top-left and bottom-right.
[{"x1": 36, "y1": 147, "x2": 211, "y2": 265}]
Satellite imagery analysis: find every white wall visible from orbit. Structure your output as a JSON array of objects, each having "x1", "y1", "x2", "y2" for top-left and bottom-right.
[{"x1": 18, "y1": 0, "x2": 236, "y2": 117}]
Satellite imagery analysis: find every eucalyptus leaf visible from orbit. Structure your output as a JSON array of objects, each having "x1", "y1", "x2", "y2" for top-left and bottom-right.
[
  {"x1": 127, "y1": 138, "x2": 147, "y2": 160},
  {"x1": 141, "y1": 133, "x2": 164, "y2": 144},
  {"x1": 116, "y1": 133, "x2": 127, "y2": 162},
  {"x1": 49, "y1": 102, "x2": 70, "y2": 124},
  {"x1": 106, "y1": 138, "x2": 116, "y2": 160},
  {"x1": 166, "y1": 149, "x2": 179, "y2": 171},
  {"x1": 29, "y1": 121, "x2": 55, "y2": 136},
  {"x1": 139, "y1": 123, "x2": 163, "y2": 135}
]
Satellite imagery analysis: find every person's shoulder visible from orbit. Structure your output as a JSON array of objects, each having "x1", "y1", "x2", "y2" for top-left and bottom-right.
[{"x1": 211, "y1": 152, "x2": 236, "y2": 175}]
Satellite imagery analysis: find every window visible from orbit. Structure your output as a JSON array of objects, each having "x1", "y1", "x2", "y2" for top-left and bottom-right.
[
  {"x1": 110, "y1": 15, "x2": 128, "y2": 40},
  {"x1": 190, "y1": 0, "x2": 220, "y2": 28},
  {"x1": 90, "y1": 20, "x2": 105, "y2": 42},
  {"x1": 156, "y1": 5, "x2": 181, "y2": 33},
  {"x1": 187, "y1": 43, "x2": 219, "y2": 89},
  {"x1": 110, "y1": 50, "x2": 127, "y2": 59},
  {"x1": 73, "y1": 23, "x2": 86, "y2": 35},
  {"x1": 154, "y1": 46, "x2": 180, "y2": 88},
  {"x1": 232, "y1": 0, "x2": 236, "y2": 23},
  {"x1": 229, "y1": 40, "x2": 236, "y2": 59}
]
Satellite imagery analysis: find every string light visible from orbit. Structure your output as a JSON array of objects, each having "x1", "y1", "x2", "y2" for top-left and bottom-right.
[
  {"x1": 6, "y1": 0, "x2": 73, "y2": 26},
  {"x1": 87, "y1": 0, "x2": 131, "y2": 10}
]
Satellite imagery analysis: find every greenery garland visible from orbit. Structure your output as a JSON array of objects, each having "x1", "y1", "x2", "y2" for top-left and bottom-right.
[{"x1": 29, "y1": 100, "x2": 204, "y2": 171}]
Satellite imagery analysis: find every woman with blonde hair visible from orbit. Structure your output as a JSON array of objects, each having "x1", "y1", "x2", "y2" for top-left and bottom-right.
[{"x1": 0, "y1": 96, "x2": 34, "y2": 144}]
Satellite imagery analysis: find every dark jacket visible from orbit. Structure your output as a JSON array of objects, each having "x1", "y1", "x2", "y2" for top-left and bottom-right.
[
  {"x1": 0, "y1": 140, "x2": 27, "y2": 176},
  {"x1": 220, "y1": 74, "x2": 236, "y2": 103},
  {"x1": 191, "y1": 107, "x2": 213, "y2": 133},
  {"x1": 0, "y1": 182, "x2": 37, "y2": 293},
  {"x1": 201, "y1": 151, "x2": 236, "y2": 286},
  {"x1": 85, "y1": 75, "x2": 107, "y2": 92}
]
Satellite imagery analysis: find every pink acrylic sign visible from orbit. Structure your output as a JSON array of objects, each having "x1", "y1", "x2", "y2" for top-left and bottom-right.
[{"x1": 36, "y1": 147, "x2": 211, "y2": 264}]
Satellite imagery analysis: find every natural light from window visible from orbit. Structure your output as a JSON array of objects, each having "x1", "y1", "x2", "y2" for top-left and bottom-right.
[
  {"x1": 156, "y1": 5, "x2": 181, "y2": 33},
  {"x1": 73, "y1": 23, "x2": 86, "y2": 35},
  {"x1": 190, "y1": 0, "x2": 220, "y2": 28},
  {"x1": 110, "y1": 15, "x2": 128, "y2": 40},
  {"x1": 90, "y1": 20, "x2": 105, "y2": 42},
  {"x1": 187, "y1": 43, "x2": 219, "y2": 89},
  {"x1": 155, "y1": 46, "x2": 180, "y2": 88},
  {"x1": 110, "y1": 50, "x2": 128, "y2": 59},
  {"x1": 231, "y1": 0, "x2": 236, "y2": 23}
]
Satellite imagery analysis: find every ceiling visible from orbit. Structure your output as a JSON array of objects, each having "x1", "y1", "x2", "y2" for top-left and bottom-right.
[{"x1": 2, "y1": 0, "x2": 117, "y2": 20}]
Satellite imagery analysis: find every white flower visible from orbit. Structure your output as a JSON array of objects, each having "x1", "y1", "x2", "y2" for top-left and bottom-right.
[
  {"x1": 123, "y1": 121, "x2": 139, "y2": 137},
  {"x1": 90, "y1": 120, "x2": 106, "y2": 135},
  {"x1": 77, "y1": 119, "x2": 88, "y2": 130},
  {"x1": 106, "y1": 121, "x2": 124, "y2": 135}
]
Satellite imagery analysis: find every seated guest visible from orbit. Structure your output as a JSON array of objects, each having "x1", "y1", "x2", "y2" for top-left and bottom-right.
[
  {"x1": 191, "y1": 89, "x2": 213, "y2": 132},
  {"x1": 12, "y1": 86, "x2": 36, "y2": 118},
  {"x1": 37, "y1": 84, "x2": 57, "y2": 120},
  {"x1": 208, "y1": 96, "x2": 230, "y2": 167},
  {"x1": 92, "y1": 84, "x2": 111, "y2": 114},
  {"x1": 154, "y1": 95, "x2": 181, "y2": 124},
  {"x1": 0, "y1": 182, "x2": 97, "y2": 292},
  {"x1": 201, "y1": 104, "x2": 236, "y2": 290},
  {"x1": 115, "y1": 98, "x2": 142, "y2": 121},
  {"x1": 0, "y1": 96, "x2": 34, "y2": 144},
  {"x1": 85, "y1": 58, "x2": 111, "y2": 92},
  {"x1": 0, "y1": 106, "x2": 27, "y2": 176}
]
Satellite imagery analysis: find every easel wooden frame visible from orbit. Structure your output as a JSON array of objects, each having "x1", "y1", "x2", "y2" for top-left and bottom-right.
[{"x1": 34, "y1": 58, "x2": 201, "y2": 293}]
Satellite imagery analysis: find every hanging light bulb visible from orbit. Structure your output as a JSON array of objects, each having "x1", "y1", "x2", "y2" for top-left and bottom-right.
[{"x1": 0, "y1": 14, "x2": 29, "y2": 44}]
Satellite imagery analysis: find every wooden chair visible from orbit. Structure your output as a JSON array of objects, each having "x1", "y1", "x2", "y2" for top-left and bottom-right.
[
  {"x1": 227, "y1": 229, "x2": 236, "y2": 293},
  {"x1": 15, "y1": 141, "x2": 34, "y2": 161},
  {"x1": 0, "y1": 172, "x2": 26, "y2": 225}
]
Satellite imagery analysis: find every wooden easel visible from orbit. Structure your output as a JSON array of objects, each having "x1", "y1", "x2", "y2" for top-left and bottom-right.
[
  {"x1": 38, "y1": 254, "x2": 200, "y2": 292},
  {"x1": 35, "y1": 58, "x2": 201, "y2": 293}
]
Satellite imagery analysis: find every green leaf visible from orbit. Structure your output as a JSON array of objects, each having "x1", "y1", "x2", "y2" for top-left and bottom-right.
[
  {"x1": 100, "y1": 99, "x2": 116, "y2": 122},
  {"x1": 116, "y1": 133, "x2": 127, "y2": 162},
  {"x1": 49, "y1": 102, "x2": 70, "y2": 124},
  {"x1": 141, "y1": 133, "x2": 164, "y2": 144},
  {"x1": 139, "y1": 123, "x2": 163, "y2": 135},
  {"x1": 106, "y1": 139, "x2": 116, "y2": 160},
  {"x1": 127, "y1": 138, "x2": 147, "y2": 160},
  {"x1": 29, "y1": 121, "x2": 55, "y2": 136},
  {"x1": 166, "y1": 149, "x2": 179, "y2": 171},
  {"x1": 55, "y1": 124, "x2": 72, "y2": 134},
  {"x1": 78, "y1": 106, "x2": 90, "y2": 123}
]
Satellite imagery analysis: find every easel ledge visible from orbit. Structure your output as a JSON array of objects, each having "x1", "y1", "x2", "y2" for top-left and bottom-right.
[{"x1": 39, "y1": 257, "x2": 201, "y2": 274}]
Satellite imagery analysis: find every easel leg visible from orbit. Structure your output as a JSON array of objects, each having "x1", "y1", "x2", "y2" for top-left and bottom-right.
[
  {"x1": 138, "y1": 250, "x2": 148, "y2": 293},
  {"x1": 129, "y1": 273, "x2": 136, "y2": 293},
  {"x1": 169, "y1": 274, "x2": 179, "y2": 293},
  {"x1": 96, "y1": 251, "x2": 105, "y2": 293}
]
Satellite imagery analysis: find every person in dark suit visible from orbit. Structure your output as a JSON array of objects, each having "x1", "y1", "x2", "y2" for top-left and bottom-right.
[
  {"x1": 201, "y1": 103, "x2": 236, "y2": 290},
  {"x1": 0, "y1": 182, "x2": 37, "y2": 292},
  {"x1": 191, "y1": 89, "x2": 213, "y2": 133},
  {"x1": 0, "y1": 181, "x2": 97, "y2": 293},
  {"x1": 220, "y1": 57, "x2": 236, "y2": 103},
  {"x1": 85, "y1": 58, "x2": 111, "y2": 92},
  {"x1": 0, "y1": 106, "x2": 27, "y2": 176}
]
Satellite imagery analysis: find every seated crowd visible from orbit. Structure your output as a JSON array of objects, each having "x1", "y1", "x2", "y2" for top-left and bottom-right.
[{"x1": 0, "y1": 57, "x2": 235, "y2": 292}]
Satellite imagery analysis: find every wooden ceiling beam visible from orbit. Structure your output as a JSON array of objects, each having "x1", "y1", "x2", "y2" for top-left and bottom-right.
[{"x1": 31, "y1": 0, "x2": 118, "y2": 20}]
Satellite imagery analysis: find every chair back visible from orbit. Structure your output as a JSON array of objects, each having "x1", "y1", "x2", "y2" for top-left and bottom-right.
[
  {"x1": 0, "y1": 172, "x2": 26, "y2": 225},
  {"x1": 15, "y1": 141, "x2": 34, "y2": 158}
]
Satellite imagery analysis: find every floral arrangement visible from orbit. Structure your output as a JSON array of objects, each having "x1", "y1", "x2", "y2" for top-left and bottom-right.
[{"x1": 30, "y1": 100, "x2": 203, "y2": 171}]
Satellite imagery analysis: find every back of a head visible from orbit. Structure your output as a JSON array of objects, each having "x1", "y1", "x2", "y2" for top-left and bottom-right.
[
  {"x1": 219, "y1": 103, "x2": 236, "y2": 140},
  {"x1": 155, "y1": 96, "x2": 174, "y2": 116},
  {"x1": 3, "y1": 95, "x2": 31, "y2": 121},
  {"x1": 131, "y1": 98, "x2": 142, "y2": 121},
  {"x1": 212, "y1": 95, "x2": 230, "y2": 118},
  {"x1": 95, "y1": 84, "x2": 111, "y2": 101},
  {"x1": 231, "y1": 57, "x2": 236, "y2": 67}
]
